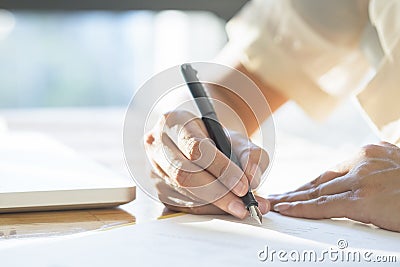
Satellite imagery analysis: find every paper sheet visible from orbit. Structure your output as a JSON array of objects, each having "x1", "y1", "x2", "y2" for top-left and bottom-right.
[
  {"x1": 0, "y1": 115, "x2": 396, "y2": 266},
  {"x1": 0, "y1": 212, "x2": 399, "y2": 266}
]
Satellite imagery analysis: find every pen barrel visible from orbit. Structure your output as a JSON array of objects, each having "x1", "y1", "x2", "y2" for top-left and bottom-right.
[
  {"x1": 202, "y1": 116, "x2": 241, "y2": 167},
  {"x1": 181, "y1": 63, "x2": 259, "y2": 211},
  {"x1": 202, "y1": 116, "x2": 258, "y2": 210},
  {"x1": 240, "y1": 191, "x2": 259, "y2": 209}
]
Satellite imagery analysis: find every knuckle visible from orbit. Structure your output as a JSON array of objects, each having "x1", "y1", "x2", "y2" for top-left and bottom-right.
[
  {"x1": 378, "y1": 141, "x2": 390, "y2": 146},
  {"x1": 351, "y1": 162, "x2": 371, "y2": 176},
  {"x1": 241, "y1": 146, "x2": 270, "y2": 171},
  {"x1": 161, "y1": 111, "x2": 172, "y2": 120},
  {"x1": 307, "y1": 186, "x2": 321, "y2": 199},
  {"x1": 187, "y1": 137, "x2": 203, "y2": 161},
  {"x1": 315, "y1": 195, "x2": 328, "y2": 206},
  {"x1": 310, "y1": 175, "x2": 322, "y2": 187},
  {"x1": 143, "y1": 133, "x2": 155, "y2": 151},
  {"x1": 322, "y1": 170, "x2": 339, "y2": 179},
  {"x1": 173, "y1": 168, "x2": 192, "y2": 187},
  {"x1": 378, "y1": 141, "x2": 397, "y2": 149},
  {"x1": 275, "y1": 194, "x2": 288, "y2": 202},
  {"x1": 353, "y1": 184, "x2": 373, "y2": 198},
  {"x1": 161, "y1": 110, "x2": 194, "y2": 128},
  {"x1": 143, "y1": 132, "x2": 155, "y2": 148},
  {"x1": 293, "y1": 202, "x2": 302, "y2": 209},
  {"x1": 156, "y1": 112, "x2": 172, "y2": 133},
  {"x1": 215, "y1": 161, "x2": 229, "y2": 179},
  {"x1": 360, "y1": 144, "x2": 380, "y2": 158},
  {"x1": 353, "y1": 188, "x2": 366, "y2": 198},
  {"x1": 160, "y1": 111, "x2": 173, "y2": 126},
  {"x1": 354, "y1": 180, "x2": 379, "y2": 197}
]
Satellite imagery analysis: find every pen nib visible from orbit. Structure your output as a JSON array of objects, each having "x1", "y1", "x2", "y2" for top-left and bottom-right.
[{"x1": 249, "y1": 205, "x2": 262, "y2": 225}]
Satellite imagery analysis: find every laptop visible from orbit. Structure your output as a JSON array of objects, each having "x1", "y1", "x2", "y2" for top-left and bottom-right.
[{"x1": 0, "y1": 132, "x2": 135, "y2": 213}]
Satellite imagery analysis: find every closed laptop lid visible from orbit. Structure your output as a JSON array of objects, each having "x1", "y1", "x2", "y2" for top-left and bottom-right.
[{"x1": 0, "y1": 132, "x2": 135, "y2": 212}]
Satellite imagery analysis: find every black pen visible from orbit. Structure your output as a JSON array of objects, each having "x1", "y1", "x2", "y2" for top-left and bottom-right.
[{"x1": 181, "y1": 63, "x2": 262, "y2": 224}]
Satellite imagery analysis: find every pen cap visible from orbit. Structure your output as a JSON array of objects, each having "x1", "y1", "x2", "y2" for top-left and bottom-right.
[{"x1": 181, "y1": 64, "x2": 217, "y2": 117}]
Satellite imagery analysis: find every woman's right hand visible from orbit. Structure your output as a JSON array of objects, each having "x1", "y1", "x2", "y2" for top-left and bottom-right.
[{"x1": 144, "y1": 110, "x2": 270, "y2": 219}]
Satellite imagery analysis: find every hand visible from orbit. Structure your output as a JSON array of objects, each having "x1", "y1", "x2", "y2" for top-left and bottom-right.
[
  {"x1": 268, "y1": 142, "x2": 400, "y2": 232},
  {"x1": 144, "y1": 110, "x2": 270, "y2": 219}
]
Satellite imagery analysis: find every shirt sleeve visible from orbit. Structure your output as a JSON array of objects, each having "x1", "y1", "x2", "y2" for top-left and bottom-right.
[
  {"x1": 225, "y1": 0, "x2": 371, "y2": 121},
  {"x1": 357, "y1": 0, "x2": 400, "y2": 145}
]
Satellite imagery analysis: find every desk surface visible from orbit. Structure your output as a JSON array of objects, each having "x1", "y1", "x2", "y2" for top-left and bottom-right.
[
  {"x1": 0, "y1": 108, "x2": 176, "y2": 240},
  {"x1": 0, "y1": 106, "x2": 376, "y2": 241},
  {"x1": 3, "y1": 106, "x2": 397, "y2": 267}
]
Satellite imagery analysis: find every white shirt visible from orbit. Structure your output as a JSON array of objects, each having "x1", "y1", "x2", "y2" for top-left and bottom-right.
[{"x1": 226, "y1": 0, "x2": 400, "y2": 144}]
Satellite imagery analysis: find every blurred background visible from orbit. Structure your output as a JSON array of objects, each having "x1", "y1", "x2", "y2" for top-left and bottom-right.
[
  {"x1": 0, "y1": 1, "x2": 379, "y2": 191},
  {"x1": 0, "y1": 1, "x2": 245, "y2": 108}
]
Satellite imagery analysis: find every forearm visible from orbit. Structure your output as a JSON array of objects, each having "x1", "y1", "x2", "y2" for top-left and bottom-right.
[{"x1": 208, "y1": 60, "x2": 288, "y2": 136}]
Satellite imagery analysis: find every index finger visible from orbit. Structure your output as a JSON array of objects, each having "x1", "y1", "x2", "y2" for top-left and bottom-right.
[
  {"x1": 274, "y1": 191, "x2": 353, "y2": 219},
  {"x1": 162, "y1": 112, "x2": 250, "y2": 197}
]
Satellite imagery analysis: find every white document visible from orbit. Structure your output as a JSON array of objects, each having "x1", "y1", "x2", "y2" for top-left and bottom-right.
[{"x1": 0, "y1": 212, "x2": 399, "y2": 266}]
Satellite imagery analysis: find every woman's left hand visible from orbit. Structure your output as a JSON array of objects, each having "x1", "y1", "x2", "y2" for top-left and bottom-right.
[{"x1": 268, "y1": 142, "x2": 400, "y2": 232}]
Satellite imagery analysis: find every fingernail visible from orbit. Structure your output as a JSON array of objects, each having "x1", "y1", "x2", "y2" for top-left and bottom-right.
[
  {"x1": 273, "y1": 202, "x2": 291, "y2": 212},
  {"x1": 236, "y1": 180, "x2": 248, "y2": 196},
  {"x1": 228, "y1": 200, "x2": 247, "y2": 218},
  {"x1": 258, "y1": 199, "x2": 270, "y2": 214}
]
